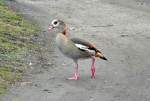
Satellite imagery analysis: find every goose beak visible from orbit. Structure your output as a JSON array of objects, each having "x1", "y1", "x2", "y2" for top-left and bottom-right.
[{"x1": 48, "y1": 25, "x2": 54, "y2": 32}]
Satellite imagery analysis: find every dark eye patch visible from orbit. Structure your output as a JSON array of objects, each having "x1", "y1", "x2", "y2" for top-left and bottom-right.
[{"x1": 54, "y1": 21, "x2": 58, "y2": 25}]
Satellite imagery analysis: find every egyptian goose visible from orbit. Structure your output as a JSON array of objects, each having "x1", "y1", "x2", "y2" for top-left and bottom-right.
[{"x1": 48, "y1": 19, "x2": 107, "y2": 80}]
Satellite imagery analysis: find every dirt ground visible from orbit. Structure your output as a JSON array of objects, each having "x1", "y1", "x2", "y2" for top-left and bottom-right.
[{"x1": 1, "y1": 0, "x2": 150, "y2": 101}]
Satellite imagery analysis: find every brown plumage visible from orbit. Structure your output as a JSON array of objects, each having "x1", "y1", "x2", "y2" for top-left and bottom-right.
[{"x1": 71, "y1": 38, "x2": 107, "y2": 60}]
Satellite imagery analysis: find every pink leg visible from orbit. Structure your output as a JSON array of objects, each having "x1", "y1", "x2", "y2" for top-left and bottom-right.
[
  {"x1": 91, "y1": 57, "x2": 96, "y2": 79},
  {"x1": 67, "y1": 61, "x2": 79, "y2": 80}
]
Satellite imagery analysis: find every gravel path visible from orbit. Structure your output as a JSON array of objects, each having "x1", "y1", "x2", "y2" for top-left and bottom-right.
[{"x1": 1, "y1": 0, "x2": 150, "y2": 101}]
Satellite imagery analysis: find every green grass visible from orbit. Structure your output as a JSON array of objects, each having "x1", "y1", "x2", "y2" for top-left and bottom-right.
[
  {"x1": 0, "y1": 83, "x2": 7, "y2": 95},
  {"x1": 0, "y1": 0, "x2": 39, "y2": 94}
]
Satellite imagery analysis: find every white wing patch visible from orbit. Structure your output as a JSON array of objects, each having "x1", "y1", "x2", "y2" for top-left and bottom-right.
[{"x1": 75, "y1": 44, "x2": 95, "y2": 53}]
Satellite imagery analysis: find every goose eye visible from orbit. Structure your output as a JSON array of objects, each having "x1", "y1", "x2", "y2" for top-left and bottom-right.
[{"x1": 54, "y1": 21, "x2": 58, "y2": 25}]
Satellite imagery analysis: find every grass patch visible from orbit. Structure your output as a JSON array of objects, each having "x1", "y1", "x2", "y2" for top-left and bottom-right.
[
  {"x1": 0, "y1": 67, "x2": 22, "y2": 82},
  {"x1": 0, "y1": 83, "x2": 7, "y2": 95},
  {"x1": 0, "y1": 0, "x2": 39, "y2": 94}
]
